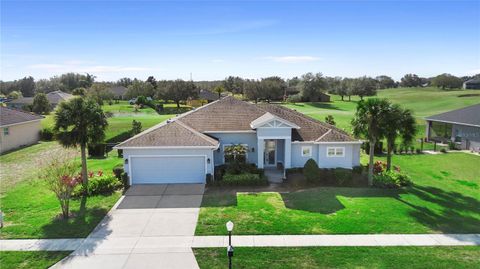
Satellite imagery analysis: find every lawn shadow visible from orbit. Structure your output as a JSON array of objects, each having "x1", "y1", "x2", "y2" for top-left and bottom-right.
[
  {"x1": 308, "y1": 102, "x2": 346, "y2": 111},
  {"x1": 281, "y1": 187, "x2": 403, "y2": 214},
  {"x1": 397, "y1": 184, "x2": 480, "y2": 234}
]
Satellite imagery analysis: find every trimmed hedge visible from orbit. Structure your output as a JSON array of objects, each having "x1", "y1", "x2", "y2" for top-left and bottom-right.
[
  {"x1": 73, "y1": 174, "x2": 122, "y2": 196},
  {"x1": 216, "y1": 172, "x2": 268, "y2": 186}
]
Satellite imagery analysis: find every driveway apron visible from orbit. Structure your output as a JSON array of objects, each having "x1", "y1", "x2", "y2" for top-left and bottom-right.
[{"x1": 51, "y1": 184, "x2": 204, "y2": 269}]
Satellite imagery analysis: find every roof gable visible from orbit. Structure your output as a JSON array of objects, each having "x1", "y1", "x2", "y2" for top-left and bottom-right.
[{"x1": 250, "y1": 112, "x2": 300, "y2": 129}]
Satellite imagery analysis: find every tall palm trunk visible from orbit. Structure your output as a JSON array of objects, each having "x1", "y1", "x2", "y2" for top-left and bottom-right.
[
  {"x1": 368, "y1": 138, "x2": 376, "y2": 186},
  {"x1": 80, "y1": 143, "x2": 88, "y2": 192},
  {"x1": 386, "y1": 140, "x2": 394, "y2": 171}
]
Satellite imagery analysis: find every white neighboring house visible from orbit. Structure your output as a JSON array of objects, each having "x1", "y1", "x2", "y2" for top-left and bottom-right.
[
  {"x1": 115, "y1": 97, "x2": 361, "y2": 185},
  {"x1": 0, "y1": 107, "x2": 44, "y2": 154}
]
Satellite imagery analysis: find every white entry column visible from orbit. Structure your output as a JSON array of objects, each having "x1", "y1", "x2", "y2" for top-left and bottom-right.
[
  {"x1": 284, "y1": 138, "x2": 291, "y2": 168},
  {"x1": 257, "y1": 138, "x2": 264, "y2": 168}
]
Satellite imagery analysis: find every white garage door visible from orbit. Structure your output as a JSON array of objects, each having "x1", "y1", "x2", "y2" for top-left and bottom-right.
[{"x1": 130, "y1": 156, "x2": 206, "y2": 184}]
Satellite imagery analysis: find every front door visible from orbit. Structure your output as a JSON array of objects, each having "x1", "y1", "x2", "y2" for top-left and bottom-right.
[{"x1": 264, "y1": 140, "x2": 276, "y2": 166}]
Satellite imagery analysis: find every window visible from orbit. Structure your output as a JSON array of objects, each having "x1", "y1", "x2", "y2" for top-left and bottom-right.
[
  {"x1": 301, "y1": 146, "x2": 312, "y2": 157},
  {"x1": 3, "y1": 127, "x2": 9, "y2": 136},
  {"x1": 327, "y1": 147, "x2": 345, "y2": 157},
  {"x1": 224, "y1": 144, "x2": 248, "y2": 163}
]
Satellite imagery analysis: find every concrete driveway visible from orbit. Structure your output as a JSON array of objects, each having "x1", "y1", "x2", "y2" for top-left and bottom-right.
[{"x1": 51, "y1": 184, "x2": 204, "y2": 269}]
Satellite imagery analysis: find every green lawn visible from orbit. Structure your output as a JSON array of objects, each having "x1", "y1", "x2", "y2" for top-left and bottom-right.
[
  {"x1": 0, "y1": 143, "x2": 123, "y2": 239},
  {"x1": 195, "y1": 153, "x2": 480, "y2": 235},
  {"x1": 194, "y1": 247, "x2": 480, "y2": 269},
  {"x1": 0, "y1": 251, "x2": 70, "y2": 269}
]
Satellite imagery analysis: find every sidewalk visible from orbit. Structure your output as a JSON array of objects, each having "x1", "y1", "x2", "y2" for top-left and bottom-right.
[{"x1": 2, "y1": 234, "x2": 479, "y2": 252}]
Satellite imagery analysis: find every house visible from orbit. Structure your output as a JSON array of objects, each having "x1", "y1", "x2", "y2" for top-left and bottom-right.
[
  {"x1": 109, "y1": 86, "x2": 129, "y2": 100},
  {"x1": 8, "y1": 90, "x2": 74, "y2": 110},
  {"x1": 114, "y1": 96, "x2": 361, "y2": 184},
  {"x1": 425, "y1": 103, "x2": 480, "y2": 151},
  {"x1": 0, "y1": 107, "x2": 43, "y2": 154},
  {"x1": 187, "y1": 89, "x2": 222, "y2": 107},
  {"x1": 463, "y1": 79, "x2": 480, "y2": 89}
]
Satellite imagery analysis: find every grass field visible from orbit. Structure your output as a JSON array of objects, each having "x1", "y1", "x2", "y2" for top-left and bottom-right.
[
  {"x1": 195, "y1": 153, "x2": 480, "y2": 235},
  {"x1": 0, "y1": 142, "x2": 123, "y2": 239},
  {"x1": 0, "y1": 251, "x2": 70, "y2": 269},
  {"x1": 194, "y1": 246, "x2": 480, "y2": 269}
]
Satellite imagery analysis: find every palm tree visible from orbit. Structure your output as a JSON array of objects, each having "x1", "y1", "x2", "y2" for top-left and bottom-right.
[
  {"x1": 384, "y1": 104, "x2": 416, "y2": 170},
  {"x1": 214, "y1": 85, "x2": 225, "y2": 99},
  {"x1": 351, "y1": 98, "x2": 390, "y2": 185},
  {"x1": 54, "y1": 97, "x2": 108, "y2": 191}
]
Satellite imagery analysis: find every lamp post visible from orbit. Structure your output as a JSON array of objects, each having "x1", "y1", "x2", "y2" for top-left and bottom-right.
[{"x1": 226, "y1": 221, "x2": 234, "y2": 269}]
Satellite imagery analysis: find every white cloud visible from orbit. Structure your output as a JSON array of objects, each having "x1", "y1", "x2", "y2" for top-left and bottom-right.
[
  {"x1": 467, "y1": 68, "x2": 480, "y2": 75},
  {"x1": 262, "y1": 56, "x2": 321, "y2": 63},
  {"x1": 27, "y1": 62, "x2": 153, "y2": 73}
]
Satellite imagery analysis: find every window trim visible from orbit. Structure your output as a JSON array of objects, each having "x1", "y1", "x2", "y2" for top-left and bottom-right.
[
  {"x1": 3, "y1": 127, "x2": 9, "y2": 136},
  {"x1": 223, "y1": 144, "x2": 249, "y2": 164},
  {"x1": 301, "y1": 146, "x2": 312, "y2": 157},
  {"x1": 326, "y1": 147, "x2": 345, "y2": 157}
]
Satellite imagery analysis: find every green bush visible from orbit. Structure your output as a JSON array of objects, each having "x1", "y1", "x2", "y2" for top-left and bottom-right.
[
  {"x1": 440, "y1": 148, "x2": 447, "y2": 153},
  {"x1": 352, "y1": 166, "x2": 363, "y2": 174},
  {"x1": 112, "y1": 165, "x2": 124, "y2": 180},
  {"x1": 334, "y1": 168, "x2": 353, "y2": 186},
  {"x1": 303, "y1": 159, "x2": 319, "y2": 182},
  {"x1": 220, "y1": 172, "x2": 268, "y2": 186},
  {"x1": 373, "y1": 171, "x2": 412, "y2": 189},
  {"x1": 121, "y1": 172, "x2": 130, "y2": 188},
  {"x1": 73, "y1": 174, "x2": 122, "y2": 196},
  {"x1": 448, "y1": 141, "x2": 456, "y2": 150},
  {"x1": 88, "y1": 144, "x2": 106, "y2": 157},
  {"x1": 39, "y1": 128, "x2": 54, "y2": 141}
]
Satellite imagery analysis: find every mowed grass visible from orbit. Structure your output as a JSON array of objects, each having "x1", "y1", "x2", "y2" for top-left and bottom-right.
[
  {"x1": 0, "y1": 143, "x2": 123, "y2": 239},
  {"x1": 0, "y1": 251, "x2": 70, "y2": 269},
  {"x1": 195, "y1": 153, "x2": 480, "y2": 235},
  {"x1": 194, "y1": 246, "x2": 480, "y2": 269}
]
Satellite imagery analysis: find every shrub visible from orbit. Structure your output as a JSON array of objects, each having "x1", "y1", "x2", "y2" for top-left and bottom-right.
[
  {"x1": 220, "y1": 172, "x2": 268, "y2": 186},
  {"x1": 448, "y1": 141, "x2": 456, "y2": 150},
  {"x1": 416, "y1": 148, "x2": 422, "y2": 154},
  {"x1": 303, "y1": 159, "x2": 319, "y2": 182},
  {"x1": 334, "y1": 168, "x2": 352, "y2": 186},
  {"x1": 112, "y1": 165, "x2": 124, "y2": 180},
  {"x1": 373, "y1": 170, "x2": 412, "y2": 189},
  {"x1": 352, "y1": 166, "x2": 363, "y2": 174},
  {"x1": 73, "y1": 172, "x2": 122, "y2": 196},
  {"x1": 286, "y1": 93, "x2": 302, "y2": 103},
  {"x1": 121, "y1": 172, "x2": 130, "y2": 188},
  {"x1": 325, "y1": 115, "x2": 336, "y2": 126},
  {"x1": 440, "y1": 148, "x2": 447, "y2": 153},
  {"x1": 373, "y1": 161, "x2": 386, "y2": 175},
  {"x1": 88, "y1": 144, "x2": 106, "y2": 157},
  {"x1": 40, "y1": 128, "x2": 54, "y2": 141},
  {"x1": 206, "y1": 173, "x2": 213, "y2": 184}
]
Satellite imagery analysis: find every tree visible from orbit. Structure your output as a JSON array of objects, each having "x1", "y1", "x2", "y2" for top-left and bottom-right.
[
  {"x1": 383, "y1": 104, "x2": 416, "y2": 171},
  {"x1": 87, "y1": 83, "x2": 114, "y2": 104},
  {"x1": 400, "y1": 74, "x2": 422, "y2": 87},
  {"x1": 259, "y1": 76, "x2": 286, "y2": 101},
  {"x1": 244, "y1": 79, "x2": 262, "y2": 103},
  {"x1": 213, "y1": 85, "x2": 225, "y2": 99},
  {"x1": 325, "y1": 115, "x2": 336, "y2": 126},
  {"x1": 131, "y1": 120, "x2": 142, "y2": 135},
  {"x1": 375, "y1": 75, "x2": 396, "y2": 89},
  {"x1": 7, "y1": 90, "x2": 22, "y2": 99},
  {"x1": 300, "y1": 72, "x2": 327, "y2": 102},
  {"x1": 223, "y1": 76, "x2": 244, "y2": 95},
  {"x1": 352, "y1": 98, "x2": 390, "y2": 185},
  {"x1": 36, "y1": 77, "x2": 64, "y2": 93},
  {"x1": 32, "y1": 93, "x2": 51, "y2": 114},
  {"x1": 72, "y1": 87, "x2": 87, "y2": 96},
  {"x1": 126, "y1": 80, "x2": 155, "y2": 99},
  {"x1": 160, "y1": 79, "x2": 197, "y2": 108},
  {"x1": 431, "y1": 73, "x2": 463, "y2": 90},
  {"x1": 352, "y1": 76, "x2": 377, "y2": 100},
  {"x1": 18, "y1": 76, "x2": 35, "y2": 97},
  {"x1": 146, "y1": 76, "x2": 157, "y2": 89},
  {"x1": 54, "y1": 97, "x2": 108, "y2": 192},
  {"x1": 117, "y1": 77, "x2": 133, "y2": 87}
]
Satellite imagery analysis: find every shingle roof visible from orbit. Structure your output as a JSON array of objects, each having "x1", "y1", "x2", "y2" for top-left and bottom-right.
[
  {"x1": 116, "y1": 96, "x2": 357, "y2": 147},
  {"x1": 198, "y1": 89, "x2": 220, "y2": 101},
  {"x1": 9, "y1": 90, "x2": 73, "y2": 105},
  {"x1": 425, "y1": 103, "x2": 480, "y2": 127},
  {"x1": 115, "y1": 120, "x2": 219, "y2": 148},
  {"x1": 0, "y1": 106, "x2": 43, "y2": 126}
]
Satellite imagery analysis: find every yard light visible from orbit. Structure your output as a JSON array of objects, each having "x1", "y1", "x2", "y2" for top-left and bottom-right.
[{"x1": 226, "y1": 221, "x2": 234, "y2": 269}]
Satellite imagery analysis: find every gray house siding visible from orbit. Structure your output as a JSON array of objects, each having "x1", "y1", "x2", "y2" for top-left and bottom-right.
[
  {"x1": 291, "y1": 143, "x2": 319, "y2": 167},
  {"x1": 318, "y1": 144, "x2": 360, "y2": 168},
  {"x1": 257, "y1": 127, "x2": 291, "y2": 138},
  {"x1": 208, "y1": 132, "x2": 258, "y2": 165}
]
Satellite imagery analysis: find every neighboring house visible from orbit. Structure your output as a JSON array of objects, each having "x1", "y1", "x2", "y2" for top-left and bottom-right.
[
  {"x1": 425, "y1": 103, "x2": 480, "y2": 151},
  {"x1": 8, "y1": 90, "x2": 74, "y2": 110},
  {"x1": 463, "y1": 79, "x2": 480, "y2": 89},
  {"x1": 0, "y1": 106, "x2": 43, "y2": 154},
  {"x1": 187, "y1": 89, "x2": 222, "y2": 107},
  {"x1": 115, "y1": 96, "x2": 361, "y2": 185},
  {"x1": 109, "y1": 86, "x2": 129, "y2": 100}
]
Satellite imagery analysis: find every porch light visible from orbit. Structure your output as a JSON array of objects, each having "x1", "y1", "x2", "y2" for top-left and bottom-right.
[
  {"x1": 207, "y1": 158, "x2": 211, "y2": 164},
  {"x1": 251, "y1": 147, "x2": 255, "y2": 152}
]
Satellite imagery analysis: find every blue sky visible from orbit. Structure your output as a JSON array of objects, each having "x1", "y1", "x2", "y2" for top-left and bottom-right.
[{"x1": 1, "y1": 0, "x2": 479, "y2": 81}]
